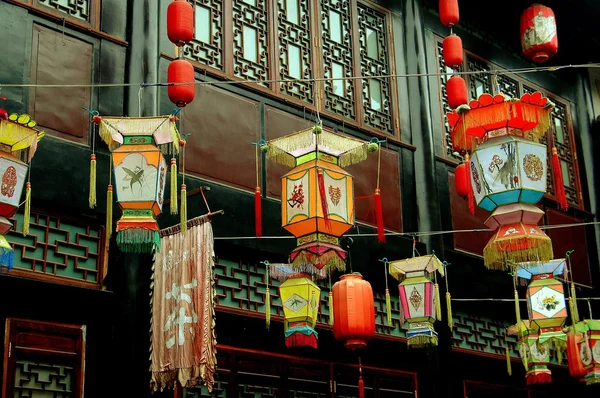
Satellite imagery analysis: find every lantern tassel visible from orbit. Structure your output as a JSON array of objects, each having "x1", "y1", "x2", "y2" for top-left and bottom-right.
[
  {"x1": 557, "y1": 348, "x2": 563, "y2": 365},
  {"x1": 506, "y1": 345, "x2": 512, "y2": 376},
  {"x1": 374, "y1": 188, "x2": 385, "y2": 243},
  {"x1": 358, "y1": 358, "x2": 365, "y2": 398},
  {"x1": 514, "y1": 289, "x2": 523, "y2": 330},
  {"x1": 385, "y1": 288, "x2": 392, "y2": 326},
  {"x1": 569, "y1": 283, "x2": 580, "y2": 324},
  {"x1": 180, "y1": 184, "x2": 187, "y2": 233},
  {"x1": 170, "y1": 158, "x2": 178, "y2": 215},
  {"x1": 446, "y1": 291, "x2": 453, "y2": 330},
  {"x1": 328, "y1": 291, "x2": 334, "y2": 325},
  {"x1": 435, "y1": 283, "x2": 442, "y2": 322},
  {"x1": 317, "y1": 168, "x2": 331, "y2": 230},
  {"x1": 106, "y1": 185, "x2": 113, "y2": 240},
  {"x1": 464, "y1": 154, "x2": 475, "y2": 215},
  {"x1": 255, "y1": 186, "x2": 262, "y2": 237},
  {"x1": 265, "y1": 287, "x2": 271, "y2": 330},
  {"x1": 89, "y1": 154, "x2": 97, "y2": 209},
  {"x1": 23, "y1": 182, "x2": 31, "y2": 236},
  {"x1": 551, "y1": 147, "x2": 568, "y2": 211}
]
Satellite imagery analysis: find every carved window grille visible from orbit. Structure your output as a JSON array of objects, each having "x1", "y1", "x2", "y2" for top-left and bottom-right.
[
  {"x1": 232, "y1": 0, "x2": 270, "y2": 85},
  {"x1": 183, "y1": 0, "x2": 224, "y2": 70},
  {"x1": 19, "y1": 0, "x2": 100, "y2": 28},
  {"x1": 180, "y1": 0, "x2": 398, "y2": 137},
  {"x1": 276, "y1": 0, "x2": 313, "y2": 102},
  {"x1": 434, "y1": 35, "x2": 583, "y2": 209}
]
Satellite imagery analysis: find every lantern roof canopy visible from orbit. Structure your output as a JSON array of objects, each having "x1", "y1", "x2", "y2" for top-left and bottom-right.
[
  {"x1": 389, "y1": 254, "x2": 445, "y2": 282},
  {"x1": 98, "y1": 116, "x2": 181, "y2": 152},
  {"x1": 0, "y1": 116, "x2": 45, "y2": 161},
  {"x1": 515, "y1": 258, "x2": 566, "y2": 279},
  {"x1": 263, "y1": 126, "x2": 371, "y2": 168},
  {"x1": 446, "y1": 91, "x2": 554, "y2": 152}
]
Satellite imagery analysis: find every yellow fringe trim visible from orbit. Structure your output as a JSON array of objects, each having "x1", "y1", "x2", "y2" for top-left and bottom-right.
[
  {"x1": 514, "y1": 290, "x2": 522, "y2": 329},
  {"x1": 407, "y1": 335, "x2": 438, "y2": 348},
  {"x1": 506, "y1": 346, "x2": 512, "y2": 376},
  {"x1": 557, "y1": 348, "x2": 563, "y2": 365},
  {"x1": 106, "y1": 186, "x2": 113, "y2": 239},
  {"x1": 311, "y1": 291, "x2": 318, "y2": 328},
  {"x1": 570, "y1": 284, "x2": 580, "y2": 324},
  {"x1": 483, "y1": 238, "x2": 554, "y2": 270},
  {"x1": 337, "y1": 143, "x2": 368, "y2": 168},
  {"x1": 328, "y1": 291, "x2": 334, "y2": 325},
  {"x1": 170, "y1": 159, "x2": 178, "y2": 215},
  {"x1": 180, "y1": 184, "x2": 187, "y2": 234},
  {"x1": 23, "y1": 182, "x2": 31, "y2": 236},
  {"x1": 446, "y1": 292, "x2": 454, "y2": 330},
  {"x1": 89, "y1": 155, "x2": 96, "y2": 209},
  {"x1": 385, "y1": 289, "x2": 392, "y2": 326},
  {"x1": 265, "y1": 287, "x2": 271, "y2": 329},
  {"x1": 434, "y1": 283, "x2": 442, "y2": 322}
]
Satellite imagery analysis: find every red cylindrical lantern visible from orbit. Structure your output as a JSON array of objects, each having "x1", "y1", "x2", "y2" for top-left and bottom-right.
[
  {"x1": 443, "y1": 34, "x2": 463, "y2": 69},
  {"x1": 455, "y1": 163, "x2": 469, "y2": 198},
  {"x1": 168, "y1": 60, "x2": 196, "y2": 107},
  {"x1": 446, "y1": 75, "x2": 467, "y2": 109},
  {"x1": 167, "y1": 0, "x2": 194, "y2": 46},
  {"x1": 439, "y1": 0, "x2": 459, "y2": 28},
  {"x1": 520, "y1": 4, "x2": 558, "y2": 63},
  {"x1": 332, "y1": 273, "x2": 375, "y2": 350}
]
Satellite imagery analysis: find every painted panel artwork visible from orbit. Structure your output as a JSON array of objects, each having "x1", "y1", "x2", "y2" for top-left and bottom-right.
[
  {"x1": 0, "y1": 157, "x2": 27, "y2": 207},
  {"x1": 322, "y1": 171, "x2": 348, "y2": 222},
  {"x1": 156, "y1": 157, "x2": 167, "y2": 211},
  {"x1": 285, "y1": 171, "x2": 309, "y2": 224},
  {"x1": 114, "y1": 152, "x2": 158, "y2": 203}
]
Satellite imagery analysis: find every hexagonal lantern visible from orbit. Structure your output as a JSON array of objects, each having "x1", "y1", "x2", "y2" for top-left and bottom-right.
[
  {"x1": 469, "y1": 136, "x2": 548, "y2": 213},
  {"x1": 0, "y1": 154, "x2": 28, "y2": 234},
  {"x1": 484, "y1": 203, "x2": 544, "y2": 230},
  {"x1": 278, "y1": 273, "x2": 320, "y2": 349},
  {"x1": 518, "y1": 329, "x2": 553, "y2": 385}
]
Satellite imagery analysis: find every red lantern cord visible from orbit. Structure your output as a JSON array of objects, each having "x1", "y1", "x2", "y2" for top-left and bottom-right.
[
  {"x1": 358, "y1": 357, "x2": 365, "y2": 398},
  {"x1": 317, "y1": 168, "x2": 331, "y2": 230},
  {"x1": 464, "y1": 154, "x2": 475, "y2": 215},
  {"x1": 551, "y1": 147, "x2": 568, "y2": 211},
  {"x1": 374, "y1": 145, "x2": 385, "y2": 243},
  {"x1": 254, "y1": 144, "x2": 262, "y2": 237}
]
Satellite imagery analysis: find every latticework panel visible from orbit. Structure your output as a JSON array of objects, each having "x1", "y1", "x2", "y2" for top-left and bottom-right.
[
  {"x1": 183, "y1": 0, "x2": 224, "y2": 70},
  {"x1": 7, "y1": 212, "x2": 103, "y2": 287},
  {"x1": 357, "y1": 3, "x2": 392, "y2": 133},
  {"x1": 233, "y1": 0, "x2": 270, "y2": 85},
  {"x1": 185, "y1": 380, "x2": 228, "y2": 397},
  {"x1": 14, "y1": 360, "x2": 74, "y2": 397},
  {"x1": 496, "y1": 73, "x2": 519, "y2": 99},
  {"x1": 467, "y1": 56, "x2": 490, "y2": 99},
  {"x1": 436, "y1": 41, "x2": 462, "y2": 160},
  {"x1": 277, "y1": 0, "x2": 313, "y2": 102},
  {"x1": 320, "y1": 0, "x2": 356, "y2": 119},
  {"x1": 551, "y1": 101, "x2": 579, "y2": 206},
  {"x1": 38, "y1": 0, "x2": 90, "y2": 22}
]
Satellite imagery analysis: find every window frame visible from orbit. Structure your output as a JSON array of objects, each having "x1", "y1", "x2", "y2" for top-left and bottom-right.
[
  {"x1": 11, "y1": 0, "x2": 101, "y2": 31},
  {"x1": 179, "y1": 0, "x2": 401, "y2": 142},
  {"x1": 433, "y1": 34, "x2": 584, "y2": 210}
]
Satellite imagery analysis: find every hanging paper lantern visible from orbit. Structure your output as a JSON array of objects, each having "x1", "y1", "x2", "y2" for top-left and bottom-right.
[
  {"x1": 167, "y1": 0, "x2": 194, "y2": 46},
  {"x1": 454, "y1": 163, "x2": 470, "y2": 198},
  {"x1": 446, "y1": 76, "x2": 468, "y2": 109},
  {"x1": 262, "y1": 126, "x2": 373, "y2": 273},
  {"x1": 97, "y1": 116, "x2": 181, "y2": 253},
  {"x1": 443, "y1": 34, "x2": 463, "y2": 69},
  {"x1": 0, "y1": 113, "x2": 44, "y2": 269},
  {"x1": 168, "y1": 59, "x2": 196, "y2": 107},
  {"x1": 566, "y1": 323, "x2": 589, "y2": 381},
  {"x1": 517, "y1": 329, "x2": 553, "y2": 385},
  {"x1": 389, "y1": 254, "x2": 444, "y2": 348},
  {"x1": 520, "y1": 4, "x2": 558, "y2": 63},
  {"x1": 332, "y1": 273, "x2": 375, "y2": 350},
  {"x1": 439, "y1": 0, "x2": 459, "y2": 28},
  {"x1": 279, "y1": 272, "x2": 321, "y2": 349}
]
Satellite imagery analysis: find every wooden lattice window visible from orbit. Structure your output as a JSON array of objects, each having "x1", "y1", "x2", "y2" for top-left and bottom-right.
[
  {"x1": 181, "y1": 0, "x2": 399, "y2": 137},
  {"x1": 435, "y1": 36, "x2": 583, "y2": 209},
  {"x1": 19, "y1": 0, "x2": 100, "y2": 28},
  {"x1": 2, "y1": 319, "x2": 86, "y2": 398}
]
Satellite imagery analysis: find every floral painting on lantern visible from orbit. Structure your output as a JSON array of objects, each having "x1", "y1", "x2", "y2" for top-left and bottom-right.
[
  {"x1": 522, "y1": 13, "x2": 556, "y2": 50},
  {"x1": 529, "y1": 285, "x2": 565, "y2": 319},
  {"x1": 0, "y1": 157, "x2": 27, "y2": 208},
  {"x1": 115, "y1": 152, "x2": 159, "y2": 202}
]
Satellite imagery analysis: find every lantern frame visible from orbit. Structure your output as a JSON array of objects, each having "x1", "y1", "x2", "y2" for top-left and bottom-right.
[{"x1": 279, "y1": 273, "x2": 320, "y2": 349}]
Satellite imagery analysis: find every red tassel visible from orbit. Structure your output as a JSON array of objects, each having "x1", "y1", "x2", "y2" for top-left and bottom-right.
[
  {"x1": 255, "y1": 186, "x2": 262, "y2": 237},
  {"x1": 358, "y1": 376, "x2": 364, "y2": 398},
  {"x1": 464, "y1": 154, "x2": 475, "y2": 215},
  {"x1": 551, "y1": 147, "x2": 568, "y2": 211},
  {"x1": 374, "y1": 188, "x2": 385, "y2": 243},
  {"x1": 317, "y1": 168, "x2": 331, "y2": 229}
]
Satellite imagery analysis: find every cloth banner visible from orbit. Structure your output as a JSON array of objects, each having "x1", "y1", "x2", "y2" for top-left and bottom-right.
[{"x1": 150, "y1": 215, "x2": 217, "y2": 392}]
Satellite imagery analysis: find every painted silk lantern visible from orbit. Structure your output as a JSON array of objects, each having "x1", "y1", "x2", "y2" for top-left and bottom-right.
[
  {"x1": 567, "y1": 320, "x2": 600, "y2": 385},
  {"x1": 513, "y1": 259, "x2": 567, "y2": 385},
  {"x1": 520, "y1": 4, "x2": 558, "y2": 63},
  {"x1": 262, "y1": 126, "x2": 374, "y2": 273},
  {"x1": 96, "y1": 116, "x2": 181, "y2": 253},
  {"x1": 0, "y1": 113, "x2": 44, "y2": 268},
  {"x1": 389, "y1": 254, "x2": 445, "y2": 347},
  {"x1": 447, "y1": 92, "x2": 556, "y2": 270}
]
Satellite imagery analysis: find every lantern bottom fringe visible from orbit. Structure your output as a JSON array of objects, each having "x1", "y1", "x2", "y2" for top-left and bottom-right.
[
  {"x1": 407, "y1": 334, "x2": 438, "y2": 348},
  {"x1": 291, "y1": 251, "x2": 346, "y2": 274},
  {"x1": 116, "y1": 228, "x2": 161, "y2": 253},
  {"x1": 285, "y1": 332, "x2": 318, "y2": 349},
  {"x1": 483, "y1": 237, "x2": 553, "y2": 270},
  {"x1": 585, "y1": 370, "x2": 600, "y2": 386},
  {"x1": 526, "y1": 372, "x2": 552, "y2": 385},
  {"x1": 0, "y1": 246, "x2": 14, "y2": 271}
]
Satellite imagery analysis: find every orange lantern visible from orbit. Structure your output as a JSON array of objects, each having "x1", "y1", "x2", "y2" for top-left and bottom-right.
[
  {"x1": 167, "y1": 0, "x2": 194, "y2": 46},
  {"x1": 168, "y1": 59, "x2": 196, "y2": 107},
  {"x1": 443, "y1": 34, "x2": 463, "y2": 69},
  {"x1": 332, "y1": 273, "x2": 375, "y2": 349},
  {"x1": 439, "y1": 0, "x2": 459, "y2": 28},
  {"x1": 454, "y1": 163, "x2": 470, "y2": 198},
  {"x1": 520, "y1": 4, "x2": 558, "y2": 63},
  {"x1": 446, "y1": 76, "x2": 468, "y2": 109}
]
